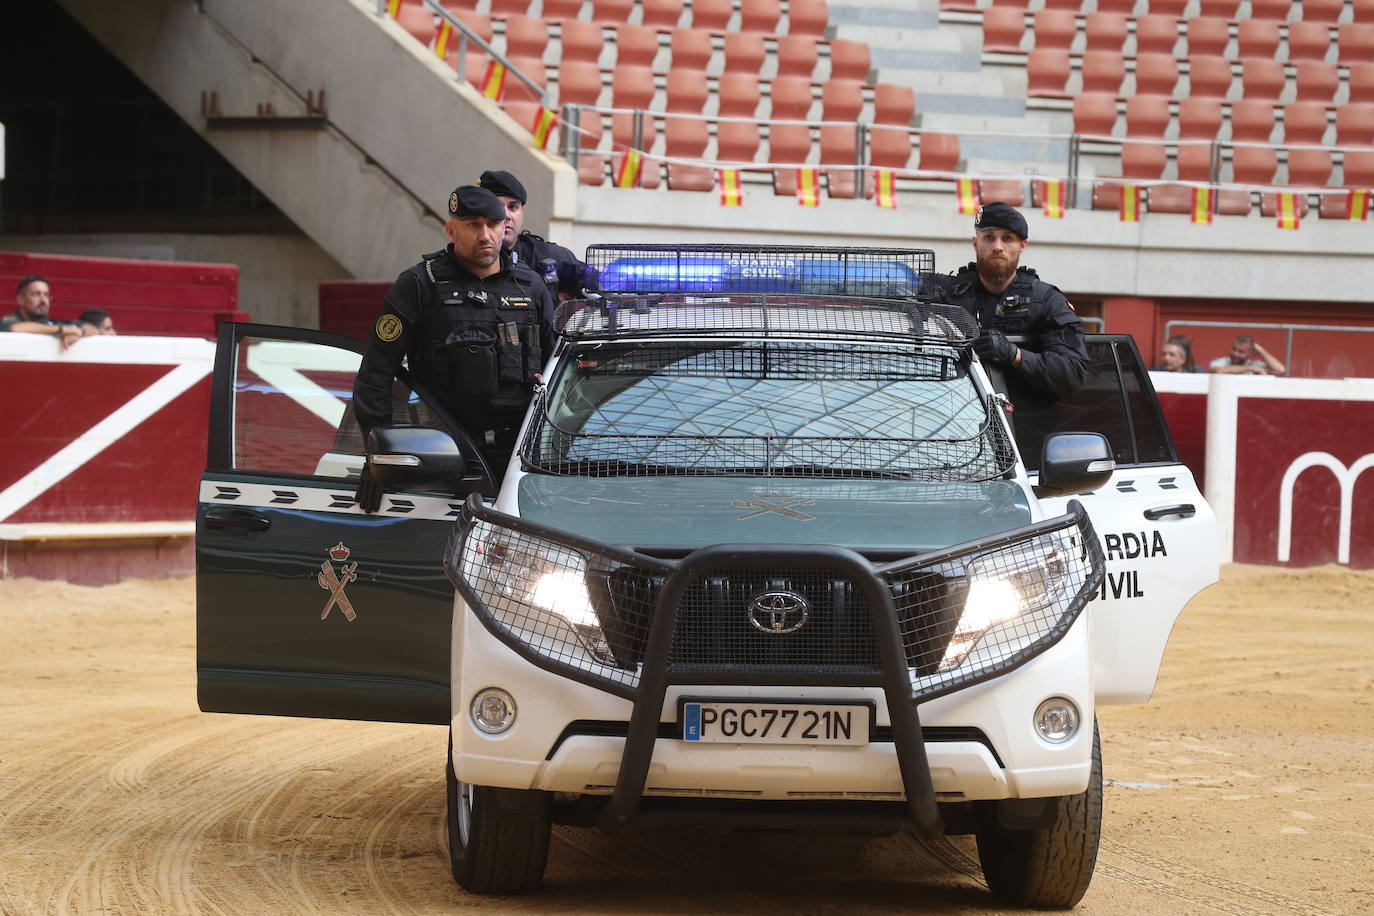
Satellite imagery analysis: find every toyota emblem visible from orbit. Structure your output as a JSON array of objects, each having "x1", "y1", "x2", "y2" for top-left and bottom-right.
[{"x1": 747, "y1": 590, "x2": 810, "y2": 634}]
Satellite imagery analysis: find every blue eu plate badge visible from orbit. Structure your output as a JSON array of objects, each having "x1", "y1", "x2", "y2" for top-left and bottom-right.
[{"x1": 683, "y1": 703, "x2": 702, "y2": 741}]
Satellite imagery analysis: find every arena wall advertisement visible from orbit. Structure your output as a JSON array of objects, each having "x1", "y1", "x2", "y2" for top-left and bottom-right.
[{"x1": 2, "y1": 335, "x2": 1371, "y2": 581}]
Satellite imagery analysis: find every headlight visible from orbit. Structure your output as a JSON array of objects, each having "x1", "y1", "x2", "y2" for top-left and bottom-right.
[
  {"x1": 466, "y1": 530, "x2": 616, "y2": 663},
  {"x1": 938, "y1": 544, "x2": 1072, "y2": 672}
]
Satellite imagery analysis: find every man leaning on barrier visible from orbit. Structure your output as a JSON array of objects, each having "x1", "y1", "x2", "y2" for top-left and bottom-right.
[{"x1": 925, "y1": 203, "x2": 1088, "y2": 398}]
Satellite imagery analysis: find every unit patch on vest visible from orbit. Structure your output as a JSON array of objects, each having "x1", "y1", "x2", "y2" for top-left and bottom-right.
[
  {"x1": 500, "y1": 296, "x2": 532, "y2": 309},
  {"x1": 375, "y1": 314, "x2": 403, "y2": 342}
]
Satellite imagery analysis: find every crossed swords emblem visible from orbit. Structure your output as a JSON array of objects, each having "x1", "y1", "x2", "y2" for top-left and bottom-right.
[
  {"x1": 318, "y1": 553, "x2": 359, "y2": 622},
  {"x1": 731, "y1": 493, "x2": 817, "y2": 521}
]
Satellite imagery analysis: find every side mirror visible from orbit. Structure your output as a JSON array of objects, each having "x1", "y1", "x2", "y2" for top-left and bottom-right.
[
  {"x1": 366, "y1": 427, "x2": 466, "y2": 490},
  {"x1": 1035, "y1": 432, "x2": 1115, "y2": 497}
]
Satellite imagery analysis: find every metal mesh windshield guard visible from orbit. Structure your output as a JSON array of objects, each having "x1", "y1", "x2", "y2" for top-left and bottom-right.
[
  {"x1": 555, "y1": 295, "x2": 977, "y2": 347},
  {"x1": 584, "y1": 243, "x2": 936, "y2": 298},
  {"x1": 447, "y1": 497, "x2": 1104, "y2": 702}
]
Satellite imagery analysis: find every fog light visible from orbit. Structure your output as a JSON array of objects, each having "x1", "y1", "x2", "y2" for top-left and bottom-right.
[
  {"x1": 1034, "y1": 697, "x2": 1079, "y2": 744},
  {"x1": 470, "y1": 688, "x2": 516, "y2": 734}
]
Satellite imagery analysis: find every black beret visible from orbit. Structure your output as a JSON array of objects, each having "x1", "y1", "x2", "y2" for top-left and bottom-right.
[
  {"x1": 974, "y1": 201, "x2": 1029, "y2": 239},
  {"x1": 478, "y1": 169, "x2": 527, "y2": 204},
  {"x1": 447, "y1": 185, "x2": 507, "y2": 222}
]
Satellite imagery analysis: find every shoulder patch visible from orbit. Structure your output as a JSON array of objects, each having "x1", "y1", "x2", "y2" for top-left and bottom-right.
[{"x1": 375, "y1": 314, "x2": 403, "y2": 342}]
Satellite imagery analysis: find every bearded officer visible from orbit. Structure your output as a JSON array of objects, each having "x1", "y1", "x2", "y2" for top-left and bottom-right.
[
  {"x1": 478, "y1": 169, "x2": 600, "y2": 300},
  {"x1": 351, "y1": 184, "x2": 556, "y2": 512},
  {"x1": 930, "y1": 202, "x2": 1087, "y2": 398}
]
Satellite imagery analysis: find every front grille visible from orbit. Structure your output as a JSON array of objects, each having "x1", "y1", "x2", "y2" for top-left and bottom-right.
[{"x1": 669, "y1": 570, "x2": 881, "y2": 676}]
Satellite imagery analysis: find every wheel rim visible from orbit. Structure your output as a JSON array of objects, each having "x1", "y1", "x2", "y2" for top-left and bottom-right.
[{"x1": 457, "y1": 780, "x2": 475, "y2": 848}]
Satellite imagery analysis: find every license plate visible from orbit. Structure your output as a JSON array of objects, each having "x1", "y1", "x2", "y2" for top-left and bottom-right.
[{"x1": 680, "y1": 701, "x2": 870, "y2": 746}]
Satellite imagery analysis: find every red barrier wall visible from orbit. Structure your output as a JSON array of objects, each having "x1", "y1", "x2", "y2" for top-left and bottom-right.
[
  {"x1": 319, "y1": 280, "x2": 388, "y2": 340},
  {"x1": 0, "y1": 250, "x2": 247, "y2": 337}
]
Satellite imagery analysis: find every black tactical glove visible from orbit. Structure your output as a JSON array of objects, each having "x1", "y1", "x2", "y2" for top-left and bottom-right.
[
  {"x1": 354, "y1": 462, "x2": 383, "y2": 514},
  {"x1": 973, "y1": 328, "x2": 1019, "y2": 367}
]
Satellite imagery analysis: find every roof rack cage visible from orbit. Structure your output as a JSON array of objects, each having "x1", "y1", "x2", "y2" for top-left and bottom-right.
[
  {"x1": 583, "y1": 244, "x2": 936, "y2": 298},
  {"x1": 553, "y1": 294, "x2": 979, "y2": 346}
]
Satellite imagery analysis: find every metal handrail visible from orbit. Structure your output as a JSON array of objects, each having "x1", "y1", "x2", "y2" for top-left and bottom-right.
[
  {"x1": 1163, "y1": 319, "x2": 1374, "y2": 377},
  {"x1": 376, "y1": 0, "x2": 548, "y2": 106}
]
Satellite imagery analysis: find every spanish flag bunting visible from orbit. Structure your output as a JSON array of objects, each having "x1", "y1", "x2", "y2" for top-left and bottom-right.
[
  {"x1": 1275, "y1": 192, "x2": 1300, "y2": 230},
  {"x1": 433, "y1": 20, "x2": 453, "y2": 59},
  {"x1": 796, "y1": 168, "x2": 820, "y2": 207},
  {"x1": 615, "y1": 149, "x2": 642, "y2": 189},
  {"x1": 530, "y1": 107, "x2": 557, "y2": 150},
  {"x1": 480, "y1": 61, "x2": 506, "y2": 101},
  {"x1": 956, "y1": 177, "x2": 979, "y2": 215},
  {"x1": 1190, "y1": 186, "x2": 1213, "y2": 225},
  {"x1": 1347, "y1": 189, "x2": 1370, "y2": 221},
  {"x1": 1119, "y1": 184, "x2": 1141, "y2": 222},
  {"x1": 874, "y1": 170, "x2": 897, "y2": 209},
  {"x1": 1041, "y1": 179, "x2": 1067, "y2": 218},
  {"x1": 719, "y1": 168, "x2": 743, "y2": 207},
  {"x1": 386, "y1": 0, "x2": 402, "y2": 17}
]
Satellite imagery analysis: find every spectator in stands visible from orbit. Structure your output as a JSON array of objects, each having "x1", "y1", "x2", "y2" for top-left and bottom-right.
[
  {"x1": 925, "y1": 203, "x2": 1088, "y2": 397},
  {"x1": 78, "y1": 309, "x2": 117, "y2": 335},
  {"x1": 1154, "y1": 335, "x2": 1203, "y2": 372},
  {"x1": 2, "y1": 276, "x2": 82, "y2": 347},
  {"x1": 350, "y1": 185, "x2": 556, "y2": 512},
  {"x1": 478, "y1": 169, "x2": 600, "y2": 300},
  {"x1": 1209, "y1": 334, "x2": 1285, "y2": 376}
]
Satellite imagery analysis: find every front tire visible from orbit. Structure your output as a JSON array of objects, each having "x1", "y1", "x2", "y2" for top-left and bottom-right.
[
  {"x1": 446, "y1": 731, "x2": 552, "y2": 894},
  {"x1": 975, "y1": 722, "x2": 1102, "y2": 909}
]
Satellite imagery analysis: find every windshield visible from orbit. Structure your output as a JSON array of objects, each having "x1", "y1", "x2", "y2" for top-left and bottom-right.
[{"x1": 523, "y1": 341, "x2": 1014, "y2": 482}]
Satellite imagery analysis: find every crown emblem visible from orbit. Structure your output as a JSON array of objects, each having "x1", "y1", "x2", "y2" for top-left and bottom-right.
[{"x1": 329, "y1": 542, "x2": 351, "y2": 562}]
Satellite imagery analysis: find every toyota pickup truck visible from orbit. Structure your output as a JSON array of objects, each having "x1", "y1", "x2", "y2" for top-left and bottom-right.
[{"x1": 196, "y1": 244, "x2": 1218, "y2": 908}]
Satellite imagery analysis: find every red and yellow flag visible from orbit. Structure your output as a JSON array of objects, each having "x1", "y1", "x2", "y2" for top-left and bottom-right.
[
  {"x1": 386, "y1": 0, "x2": 402, "y2": 17},
  {"x1": 796, "y1": 168, "x2": 820, "y2": 206},
  {"x1": 874, "y1": 170, "x2": 897, "y2": 209},
  {"x1": 956, "y1": 177, "x2": 978, "y2": 215},
  {"x1": 1041, "y1": 179, "x2": 1067, "y2": 218},
  {"x1": 1119, "y1": 184, "x2": 1141, "y2": 222},
  {"x1": 1346, "y1": 189, "x2": 1370, "y2": 220},
  {"x1": 433, "y1": 20, "x2": 453, "y2": 59},
  {"x1": 719, "y1": 168, "x2": 743, "y2": 207},
  {"x1": 530, "y1": 107, "x2": 557, "y2": 150},
  {"x1": 615, "y1": 149, "x2": 642, "y2": 188},
  {"x1": 1275, "y1": 191, "x2": 1300, "y2": 229},
  {"x1": 480, "y1": 61, "x2": 506, "y2": 100},
  {"x1": 1190, "y1": 187, "x2": 1213, "y2": 225}
]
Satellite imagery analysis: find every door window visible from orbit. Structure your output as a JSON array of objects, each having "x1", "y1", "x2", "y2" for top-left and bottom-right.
[
  {"x1": 1009, "y1": 336, "x2": 1176, "y2": 471},
  {"x1": 231, "y1": 336, "x2": 443, "y2": 479}
]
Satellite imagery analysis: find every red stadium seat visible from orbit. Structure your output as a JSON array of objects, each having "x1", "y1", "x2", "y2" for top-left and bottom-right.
[
  {"x1": 611, "y1": 63, "x2": 655, "y2": 109},
  {"x1": 1122, "y1": 141, "x2": 1167, "y2": 178},
  {"x1": 786, "y1": 0, "x2": 831, "y2": 38},
  {"x1": 640, "y1": 0, "x2": 684, "y2": 28},
  {"x1": 560, "y1": 19, "x2": 605, "y2": 64},
  {"x1": 828, "y1": 39, "x2": 872, "y2": 82},
  {"x1": 768, "y1": 122, "x2": 813, "y2": 193},
  {"x1": 1198, "y1": 0, "x2": 1239, "y2": 16},
  {"x1": 1357, "y1": 0, "x2": 1374, "y2": 23},
  {"x1": 775, "y1": 35, "x2": 820, "y2": 77},
  {"x1": 541, "y1": 0, "x2": 583, "y2": 14},
  {"x1": 1185, "y1": 17, "x2": 1230, "y2": 58},
  {"x1": 1247, "y1": 0, "x2": 1292, "y2": 19},
  {"x1": 557, "y1": 59, "x2": 604, "y2": 106},
  {"x1": 1338, "y1": 24, "x2": 1374, "y2": 66},
  {"x1": 1241, "y1": 58, "x2": 1286, "y2": 101},
  {"x1": 918, "y1": 132, "x2": 961, "y2": 173},
  {"x1": 1082, "y1": 50, "x2": 1126, "y2": 94},
  {"x1": 664, "y1": 118, "x2": 714, "y2": 190},
  {"x1": 1230, "y1": 99, "x2": 1277, "y2": 142},
  {"x1": 1336, "y1": 102, "x2": 1374, "y2": 144},
  {"x1": 1145, "y1": 0, "x2": 1187, "y2": 16},
  {"x1": 1178, "y1": 97, "x2": 1223, "y2": 179},
  {"x1": 1073, "y1": 92, "x2": 1119, "y2": 135},
  {"x1": 740, "y1": 0, "x2": 783, "y2": 34},
  {"x1": 1085, "y1": 12, "x2": 1129, "y2": 52},
  {"x1": 1237, "y1": 19, "x2": 1281, "y2": 60},
  {"x1": 979, "y1": 178, "x2": 1027, "y2": 206},
  {"x1": 1294, "y1": 61, "x2": 1339, "y2": 103},
  {"x1": 869, "y1": 125, "x2": 913, "y2": 169},
  {"x1": 821, "y1": 125, "x2": 862, "y2": 198},
  {"x1": 1126, "y1": 94, "x2": 1171, "y2": 136},
  {"x1": 1300, "y1": 0, "x2": 1345, "y2": 23},
  {"x1": 1032, "y1": 9, "x2": 1078, "y2": 51},
  {"x1": 821, "y1": 79, "x2": 864, "y2": 121},
  {"x1": 1027, "y1": 48, "x2": 1072, "y2": 96},
  {"x1": 1186, "y1": 55, "x2": 1234, "y2": 99},
  {"x1": 503, "y1": 15, "x2": 548, "y2": 59},
  {"x1": 1281, "y1": 100, "x2": 1329, "y2": 144},
  {"x1": 873, "y1": 83, "x2": 916, "y2": 125},
  {"x1": 591, "y1": 0, "x2": 634, "y2": 24},
  {"x1": 983, "y1": 6, "x2": 1028, "y2": 53},
  {"x1": 769, "y1": 75, "x2": 814, "y2": 119},
  {"x1": 1134, "y1": 14, "x2": 1180, "y2": 56},
  {"x1": 1133, "y1": 53, "x2": 1180, "y2": 97},
  {"x1": 691, "y1": 0, "x2": 733, "y2": 31},
  {"x1": 724, "y1": 33, "x2": 766, "y2": 74},
  {"x1": 394, "y1": 5, "x2": 436, "y2": 45},
  {"x1": 1350, "y1": 63, "x2": 1374, "y2": 104},
  {"x1": 1285, "y1": 22, "x2": 1333, "y2": 63},
  {"x1": 670, "y1": 28, "x2": 713, "y2": 71},
  {"x1": 665, "y1": 68, "x2": 708, "y2": 112},
  {"x1": 613, "y1": 24, "x2": 659, "y2": 68}
]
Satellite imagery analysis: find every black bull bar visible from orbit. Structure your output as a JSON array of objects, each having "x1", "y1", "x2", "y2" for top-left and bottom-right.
[{"x1": 448, "y1": 493, "x2": 1104, "y2": 837}]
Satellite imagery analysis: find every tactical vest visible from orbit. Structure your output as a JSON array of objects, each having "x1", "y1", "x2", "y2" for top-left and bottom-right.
[
  {"x1": 946, "y1": 265, "x2": 1058, "y2": 334},
  {"x1": 413, "y1": 249, "x2": 545, "y2": 425}
]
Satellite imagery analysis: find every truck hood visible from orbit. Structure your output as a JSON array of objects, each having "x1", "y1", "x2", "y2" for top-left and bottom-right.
[{"x1": 515, "y1": 475, "x2": 1031, "y2": 553}]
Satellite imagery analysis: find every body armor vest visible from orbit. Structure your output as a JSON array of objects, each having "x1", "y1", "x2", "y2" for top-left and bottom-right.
[{"x1": 413, "y1": 249, "x2": 544, "y2": 426}]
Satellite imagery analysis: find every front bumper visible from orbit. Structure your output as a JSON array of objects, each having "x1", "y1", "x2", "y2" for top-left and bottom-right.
[{"x1": 447, "y1": 495, "x2": 1104, "y2": 836}]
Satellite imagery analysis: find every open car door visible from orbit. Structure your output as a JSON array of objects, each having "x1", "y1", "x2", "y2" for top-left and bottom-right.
[
  {"x1": 197, "y1": 323, "x2": 489, "y2": 724},
  {"x1": 1005, "y1": 334, "x2": 1219, "y2": 704}
]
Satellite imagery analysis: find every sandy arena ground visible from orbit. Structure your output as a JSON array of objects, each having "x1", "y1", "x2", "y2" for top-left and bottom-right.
[{"x1": 1, "y1": 564, "x2": 1371, "y2": 915}]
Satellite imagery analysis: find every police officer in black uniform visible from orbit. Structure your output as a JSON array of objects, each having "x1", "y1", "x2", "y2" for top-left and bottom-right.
[
  {"x1": 351, "y1": 185, "x2": 557, "y2": 512},
  {"x1": 928, "y1": 202, "x2": 1088, "y2": 398},
  {"x1": 478, "y1": 169, "x2": 600, "y2": 300}
]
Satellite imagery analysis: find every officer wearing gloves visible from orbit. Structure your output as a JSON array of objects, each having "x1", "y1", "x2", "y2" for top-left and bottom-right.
[
  {"x1": 478, "y1": 169, "x2": 600, "y2": 300},
  {"x1": 928, "y1": 202, "x2": 1087, "y2": 398},
  {"x1": 351, "y1": 184, "x2": 557, "y2": 512}
]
